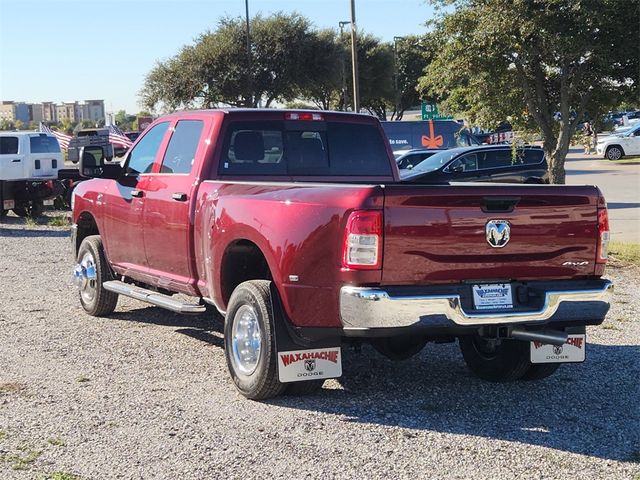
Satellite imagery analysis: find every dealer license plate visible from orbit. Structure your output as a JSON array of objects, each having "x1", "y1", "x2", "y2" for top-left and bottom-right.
[
  {"x1": 277, "y1": 347, "x2": 342, "y2": 383},
  {"x1": 530, "y1": 334, "x2": 586, "y2": 364},
  {"x1": 472, "y1": 283, "x2": 513, "y2": 310},
  {"x1": 43, "y1": 199, "x2": 54, "y2": 206}
]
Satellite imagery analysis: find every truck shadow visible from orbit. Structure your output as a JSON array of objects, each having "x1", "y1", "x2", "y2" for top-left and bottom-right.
[
  {"x1": 270, "y1": 341, "x2": 640, "y2": 463},
  {"x1": 0, "y1": 227, "x2": 70, "y2": 238},
  {"x1": 106, "y1": 306, "x2": 638, "y2": 462}
]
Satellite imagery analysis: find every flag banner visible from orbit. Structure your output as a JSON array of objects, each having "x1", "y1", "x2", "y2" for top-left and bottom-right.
[
  {"x1": 108, "y1": 124, "x2": 133, "y2": 148},
  {"x1": 39, "y1": 122, "x2": 72, "y2": 150}
]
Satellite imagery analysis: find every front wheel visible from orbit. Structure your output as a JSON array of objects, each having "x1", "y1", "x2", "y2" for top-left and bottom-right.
[
  {"x1": 75, "y1": 235, "x2": 118, "y2": 316},
  {"x1": 224, "y1": 280, "x2": 286, "y2": 400},
  {"x1": 459, "y1": 335, "x2": 531, "y2": 382},
  {"x1": 605, "y1": 145, "x2": 624, "y2": 161}
]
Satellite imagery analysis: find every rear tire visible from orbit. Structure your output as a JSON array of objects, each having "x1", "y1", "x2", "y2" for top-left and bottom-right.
[
  {"x1": 224, "y1": 280, "x2": 286, "y2": 400},
  {"x1": 13, "y1": 200, "x2": 43, "y2": 218},
  {"x1": 459, "y1": 335, "x2": 530, "y2": 382},
  {"x1": 76, "y1": 235, "x2": 118, "y2": 317}
]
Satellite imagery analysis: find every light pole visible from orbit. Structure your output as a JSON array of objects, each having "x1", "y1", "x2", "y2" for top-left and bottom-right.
[
  {"x1": 339, "y1": 21, "x2": 350, "y2": 111},
  {"x1": 245, "y1": 0, "x2": 252, "y2": 107},
  {"x1": 349, "y1": 0, "x2": 360, "y2": 113},
  {"x1": 393, "y1": 36, "x2": 405, "y2": 120}
]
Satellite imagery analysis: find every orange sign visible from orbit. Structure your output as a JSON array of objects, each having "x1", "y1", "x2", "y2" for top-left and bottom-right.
[{"x1": 421, "y1": 120, "x2": 444, "y2": 148}]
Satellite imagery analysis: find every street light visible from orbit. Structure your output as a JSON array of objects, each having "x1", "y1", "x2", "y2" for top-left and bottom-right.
[
  {"x1": 393, "y1": 36, "x2": 405, "y2": 120},
  {"x1": 339, "y1": 21, "x2": 350, "y2": 111},
  {"x1": 349, "y1": 0, "x2": 360, "y2": 112},
  {"x1": 245, "y1": 0, "x2": 252, "y2": 107}
]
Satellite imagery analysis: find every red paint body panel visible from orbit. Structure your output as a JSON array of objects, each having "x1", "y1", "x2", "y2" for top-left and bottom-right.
[{"x1": 72, "y1": 109, "x2": 606, "y2": 330}]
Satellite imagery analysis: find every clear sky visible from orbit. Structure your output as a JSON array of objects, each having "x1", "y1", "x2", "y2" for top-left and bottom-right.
[{"x1": 0, "y1": 0, "x2": 435, "y2": 115}]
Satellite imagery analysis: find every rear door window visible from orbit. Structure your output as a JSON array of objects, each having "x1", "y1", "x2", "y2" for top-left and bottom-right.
[
  {"x1": 30, "y1": 135, "x2": 61, "y2": 153},
  {"x1": 522, "y1": 149, "x2": 544, "y2": 164},
  {"x1": 0, "y1": 136, "x2": 19, "y2": 154},
  {"x1": 160, "y1": 120, "x2": 204, "y2": 174},
  {"x1": 479, "y1": 149, "x2": 512, "y2": 169}
]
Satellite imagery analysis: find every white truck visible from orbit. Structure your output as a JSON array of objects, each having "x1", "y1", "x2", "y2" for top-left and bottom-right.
[{"x1": 0, "y1": 131, "x2": 64, "y2": 218}]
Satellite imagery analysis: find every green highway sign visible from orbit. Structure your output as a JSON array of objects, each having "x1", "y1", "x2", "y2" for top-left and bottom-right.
[{"x1": 421, "y1": 102, "x2": 453, "y2": 120}]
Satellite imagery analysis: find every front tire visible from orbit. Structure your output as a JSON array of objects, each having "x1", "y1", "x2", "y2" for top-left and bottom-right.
[
  {"x1": 224, "y1": 280, "x2": 286, "y2": 400},
  {"x1": 605, "y1": 145, "x2": 624, "y2": 160},
  {"x1": 76, "y1": 235, "x2": 118, "y2": 317},
  {"x1": 459, "y1": 336, "x2": 531, "y2": 382}
]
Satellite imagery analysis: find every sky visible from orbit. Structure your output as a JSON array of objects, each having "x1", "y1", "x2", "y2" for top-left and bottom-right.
[{"x1": 0, "y1": 0, "x2": 435, "y2": 115}]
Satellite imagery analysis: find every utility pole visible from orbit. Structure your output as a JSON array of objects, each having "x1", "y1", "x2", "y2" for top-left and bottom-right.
[
  {"x1": 349, "y1": 0, "x2": 360, "y2": 113},
  {"x1": 339, "y1": 21, "x2": 350, "y2": 111},
  {"x1": 393, "y1": 36, "x2": 405, "y2": 121},
  {"x1": 245, "y1": 0, "x2": 253, "y2": 107}
]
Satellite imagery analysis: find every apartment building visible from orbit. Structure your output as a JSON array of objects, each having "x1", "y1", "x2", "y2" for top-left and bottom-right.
[
  {"x1": 0, "y1": 99, "x2": 105, "y2": 124},
  {"x1": 0, "y1": 101, "x2": 30, "y2": 123}
]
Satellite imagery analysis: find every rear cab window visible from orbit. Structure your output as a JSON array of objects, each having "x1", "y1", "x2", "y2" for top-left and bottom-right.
[
  {"x1": 218, "y1": 119, "x2": 392, "y2": 178},
  {"x1": 29, "y1": 134, "x2": 61, "y2": 154}
]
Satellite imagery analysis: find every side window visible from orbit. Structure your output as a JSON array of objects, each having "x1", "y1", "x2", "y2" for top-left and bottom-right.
[
  {"x1": 479, "y1": 150, "x2": 511, "y2": 169},
  {"x1": 160, "y1": 120, "x2": 204, "y2": 174},
  {"x1": 449, "y1": 153, "x2": 478, "y2": 172},
  {"x1": 126, "y1": 122, "x2": 170, "y2": 175},
  {"x1": 523, "y1": 149, "x2": 544, "y2": 164},
  {"x1": 220, "y1": 122, "x2": 285, "y2": 175},
  {"x1": 0, "y1": 137, "x2": 19, "y2": 154}
]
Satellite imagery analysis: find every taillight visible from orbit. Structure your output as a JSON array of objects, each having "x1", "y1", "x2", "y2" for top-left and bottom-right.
[
  {"x1": 597, "y1": 202, "x2": 610, "y2": 263},
  {"x1": 342, "y1": 210, "x2": 382, "y2": 270},
  {"x1": 285, "y1": 112, "x2": 325, "y2": 121}
]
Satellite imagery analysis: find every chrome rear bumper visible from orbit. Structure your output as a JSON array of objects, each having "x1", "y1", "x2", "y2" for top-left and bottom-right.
[{"x1": 339, "y1": 280, "x2": 613, "y2": 331}]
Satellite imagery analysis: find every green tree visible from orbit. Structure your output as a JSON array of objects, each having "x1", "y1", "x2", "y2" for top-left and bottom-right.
[
  {"x1": 391, "y1": 35, "x2": 435, "y2": 120},
  {"x1": 0, "y1": 120, "x2": 15, "y2": 130},
  {"x1": 14, "y1": 120, "x2": 25, "y2": 130},
  {"x1": 298, "y1": 29, "x2": 343, "y2": 110},
  {"x1": 420, "y1": 0, "x2": 639, "y2": 183},
  {"x1": 140, "y1": 13, "x2": 318, "y2": 111}
]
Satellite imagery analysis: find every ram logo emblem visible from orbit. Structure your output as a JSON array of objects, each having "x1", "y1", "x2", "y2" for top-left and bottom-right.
[{"x1": 486, "y1": 220, "x2": 511, "y2": 248}]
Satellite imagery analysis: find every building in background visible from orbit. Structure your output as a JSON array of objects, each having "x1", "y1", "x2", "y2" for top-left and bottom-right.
[{"x1": 0, "y1": 101, "x2": 30, "y2": 123}]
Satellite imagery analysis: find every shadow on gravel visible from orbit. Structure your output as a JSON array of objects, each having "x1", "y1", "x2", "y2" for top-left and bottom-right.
[
  {"x1": 109, "y1": 307, "x2": 224, "y2": 348},
  {"x1": 0, "y1": 227, "x2": 70, "y2": 238},
  {"x1": 607, "y1": 202, "x2": 640, "y2": 210},
  {"x1": 269, "y1": 341, "x2": 640, "y2": 462},
  {"x1": 565, "y1": 169, "x2": 618, "y2": 175}
]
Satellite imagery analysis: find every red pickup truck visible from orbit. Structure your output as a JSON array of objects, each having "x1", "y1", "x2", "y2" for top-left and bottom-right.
[{"x1": 71, "y1": 109, "x2": 612, "y2": 399}]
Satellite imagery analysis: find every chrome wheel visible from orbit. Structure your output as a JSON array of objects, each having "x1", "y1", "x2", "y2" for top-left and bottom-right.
[
  {"x1": 231, "y1": 305, "x2": 262, "y2": 375},
  {"x1": 75, "y1": 252, "x2": 98, "y2": 304},
  {"x1": 606, "y1": 146, "x2": 622, "y2": 160}
]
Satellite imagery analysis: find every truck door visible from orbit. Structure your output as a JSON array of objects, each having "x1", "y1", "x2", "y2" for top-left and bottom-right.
[
  {"x1": 142, "y1": 119, "x2": 207, "y2": 293},
  {"x1": 101, "y1": 122, "x2": 170, "y2": 275}
]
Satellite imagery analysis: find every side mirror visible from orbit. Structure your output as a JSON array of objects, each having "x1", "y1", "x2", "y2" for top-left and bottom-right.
[{"x1": 79, "y1": 146, "x2": 122, "y2": 179}]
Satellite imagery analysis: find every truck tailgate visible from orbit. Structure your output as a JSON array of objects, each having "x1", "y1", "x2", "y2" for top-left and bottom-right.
[{"x1": 382, "y1": 184, "x2": 599, "y2": 284}]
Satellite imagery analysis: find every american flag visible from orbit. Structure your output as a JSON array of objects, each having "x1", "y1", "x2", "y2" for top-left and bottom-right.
[
  {"x1": 108, "y1": 124, "x2": 133, "y2": 148},
  {"x1": 39, "y1": 122, "x2": 72, "y2": 150}
]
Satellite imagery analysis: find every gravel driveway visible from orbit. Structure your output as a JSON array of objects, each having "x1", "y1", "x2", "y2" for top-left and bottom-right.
[{"x1": 1, "y1": 216, "x2": 639, "y2": 480}]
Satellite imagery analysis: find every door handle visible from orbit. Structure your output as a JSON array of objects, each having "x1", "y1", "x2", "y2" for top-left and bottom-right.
[
  {"x1": 131, "y1": 189, "x2": 144, "y2": 198},
  {"x1": 12, "y1": 159, "x2": 21, "y2": 162},
  {"x1": 172, "y1": 192, "x2": 188, "y2": 202}
]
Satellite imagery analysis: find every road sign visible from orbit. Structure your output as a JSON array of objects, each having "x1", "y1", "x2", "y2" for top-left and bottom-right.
[{"x1": 421, "y1": 102, "x2": 453, "y2": 120}]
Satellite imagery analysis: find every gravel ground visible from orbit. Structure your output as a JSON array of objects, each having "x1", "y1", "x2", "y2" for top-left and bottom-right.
[{"x1": 1, "y1": 214, "x2": 639, "y2": 480}]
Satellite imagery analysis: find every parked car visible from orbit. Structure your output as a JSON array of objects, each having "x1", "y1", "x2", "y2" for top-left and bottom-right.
[
  {"x1": 400, "y1": 145, "x2": 548, "y2": 184},
  {"x1": 596, "y1": 123, "x2": 640, "y2": 160},
  {"x1": 394, "y1": 148, "x2": 439, "y2": 170},
  {"x1": 0, "y1": 131, "x2": 64, "y2": 217},
  {"x1": 70, "y1": 109, "x2": 611, "y2": 400}
]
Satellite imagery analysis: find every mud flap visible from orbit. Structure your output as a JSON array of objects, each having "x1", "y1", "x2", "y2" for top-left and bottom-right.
[{"x1": 268, "y1": 283, "x2": 342, "y2": 383}]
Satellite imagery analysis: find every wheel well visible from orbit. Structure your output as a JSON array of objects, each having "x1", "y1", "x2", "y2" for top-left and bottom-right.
[
  {"x1": 75, "y1": 212, "x2": 99, "y2": 256},
  {"x1": 606, "y1": 144, "x2": 625, "y2": 155},
  {"x1": 220, "y1": 240, "x2": 272, "y2": 306}
]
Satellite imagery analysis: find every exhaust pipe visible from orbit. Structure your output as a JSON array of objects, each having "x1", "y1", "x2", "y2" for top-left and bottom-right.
[{"x1": 510, "y1": 329, "x2": 568, "y2": 346}]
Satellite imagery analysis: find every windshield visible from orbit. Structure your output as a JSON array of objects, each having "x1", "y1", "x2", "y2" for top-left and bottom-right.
[{"x1": 407, "y1": 149, "x2": 459, "y2": 174}]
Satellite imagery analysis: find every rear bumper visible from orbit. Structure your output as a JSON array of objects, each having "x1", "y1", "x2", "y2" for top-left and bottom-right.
[{"x1": 339, "y1": 279, "x2": 613, "y2": 333}]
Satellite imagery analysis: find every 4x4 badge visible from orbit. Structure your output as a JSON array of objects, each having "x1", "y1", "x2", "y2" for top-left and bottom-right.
[{"x1": 486, "y1": 220, "x2": 510, "y2": 248}]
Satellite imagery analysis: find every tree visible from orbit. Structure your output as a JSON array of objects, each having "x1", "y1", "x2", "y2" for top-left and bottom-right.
[
  {"x1": 298, "y1": 29, "x2": 343, "y2": 110},
  {"x1": 419, "y1": 0, "x2": 639, "y2": 183},
  {"x1": 140, "y1": 13, "x2": 319, "y2": 111},
  {"x1": 14, "y1": 120, "x2": 25, "y2": 130},
  {"x1": 0, "y1": 119, "x2": 15, "y2": 130},
  {"x1": 391, "y1": 35, "x2": 434, "y2": 120}
]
